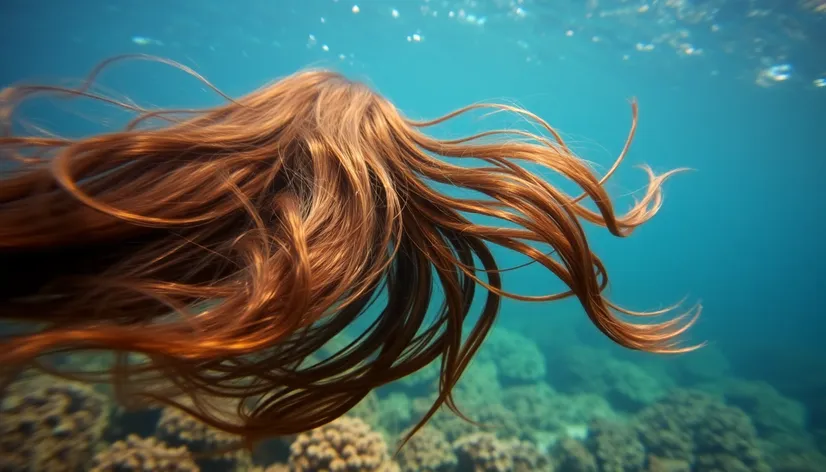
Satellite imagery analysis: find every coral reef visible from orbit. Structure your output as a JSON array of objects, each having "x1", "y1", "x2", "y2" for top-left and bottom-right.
[
  {"x1": 635, "y1": 390, "x2": 771, "y2": 472},
  {"x1": 156, "y1": 403, "x2": 251, "y2": 472},
  {"x1": 0, "y1": 325, "x2": 807, "y2": 472},
  {"x1": 375, "y1": 392, "x2": 413, "y2": 436},
  {"x1": 451, "y1": 359, "x2": 503, "y2": 408},
  {"x1": 249, "y1": 465, "x2": 290, "y2": 472},
  {"x1": 348, "y1": 390, "x2": 384, "y2": 432},
  {"x1": 288, "y1": 416, "x2": 399, "y2": 471},
  {"x1": 502, "y1": 383, "x2": 616, "y2": 436},
  {"x1": 415, "y1": 405, "x2": 480, "y2": 443},
  {"x1": 0, "y1": 376, "x2": 109, "y2": 472},
  {"x1": 453, "y1": 432, "x2": 550, "y2": 472},
  {"x1": 585, "y1": 419, "x2": 645, "y2": 472},
  {"x1": 547, "y1": 346, "x2": 667, "y2": 412},
  {"x1": 453, "y1": 432, "x2": 514, "y2": 472},
  {"x1": 550, "y1": 438, "x2": 598, "y2": 472},
  {"x1": 395, "y1": 425, "x2": 457, "y2": 472},
  {"x1": 701, "y1": 378, "x2": 816, "y2": 466},
  {"x1": 396, "y1": 360, "x2": 440, "y2": 390},
  {"x1": 88, "y1": 434, "x2": 199, "y2": 472},
  {"x1": 502, "y1": 438, "x2": 551, "y2": 472},
  {"x1": 411, "y1": 397, "x2": 523, "y2": 442},
  {"x1": 476, "y1": 329, "x2": 546, "y2": 384}
]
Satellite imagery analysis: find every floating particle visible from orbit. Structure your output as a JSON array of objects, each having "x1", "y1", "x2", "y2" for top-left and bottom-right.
[
  {"x1": 352, "y1": 5, "x2": 360, "y2": 14},
  {"x1": 565, "y1": 30, "x2": 574, "y2": 37},
  {"x1": 322, "y1": 44, "x2": 329, "y2": 52},
  {"x1": 131, "y1": 36, "x2": 162, "y2": 46},
  {"x1": 755, "y1": 63, "x2": 793, "y2": 87},
  {"x1": 391, "y1": 9, "x2": 399, "y2": 18},
  {"x1": 407, "y1": 33, "x2": 422, "y2": 42},
  {"x1": 320, "y1": 17, "x2": 326, "y2": 23},
  {"x1": 813, "y1": 77, "x2": 825, "y2": 88},
  {"x1": 768, "y1": 63, "x2": 792, "y2": 81}
]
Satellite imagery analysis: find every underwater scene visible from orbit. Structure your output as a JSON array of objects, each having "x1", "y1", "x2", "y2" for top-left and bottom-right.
[{"x1": 1, "y1": 0, "x2": 825, "y2": 471}]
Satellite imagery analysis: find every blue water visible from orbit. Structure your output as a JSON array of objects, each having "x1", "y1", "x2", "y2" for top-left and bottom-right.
[{"x1": 2, "y1": 0, "x2": 825, "y2": 470}]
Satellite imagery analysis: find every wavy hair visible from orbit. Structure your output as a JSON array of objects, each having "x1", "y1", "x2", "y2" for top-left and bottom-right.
[{"x1": 0, "y1": 55, "x2": 700, "y2": 447}]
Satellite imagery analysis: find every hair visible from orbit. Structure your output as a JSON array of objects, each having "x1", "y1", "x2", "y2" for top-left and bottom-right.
[{"x1": 0, "y1": 55, "x2": 701, "y2": 449}]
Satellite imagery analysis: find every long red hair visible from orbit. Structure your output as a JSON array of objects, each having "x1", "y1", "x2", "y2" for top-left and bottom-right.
[{"x1": 0, "y1": 55, "x2": 700, "y2": 447}]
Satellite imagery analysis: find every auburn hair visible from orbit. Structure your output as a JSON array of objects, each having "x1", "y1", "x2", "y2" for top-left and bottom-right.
[{"x1": 0, "y1": 55, "x2": 700, "y2": 447}]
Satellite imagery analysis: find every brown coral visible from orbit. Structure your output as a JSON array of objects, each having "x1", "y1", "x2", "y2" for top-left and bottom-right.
[
  {"x1": 453, "y1": 432, "x2": 513, "y2": 472},
  {"x1": 0, "y1": 375, "x2": 109, "y2": 472},
  {"x1": 635, "y1": 390, "x2": 771, "y2": 472},
  {"x1": 396, "y1": 425, "x2": 457, "y2": 472},
  {"x1": 502, "y1": 438, "x2": 551, "y2": 472},
  {"x1": 550, "y1": 438, "x2": 597, "y2": 472},
  {"x1": 288, "y1": 416, "x2": 398, "y2": 471},
  {"x1": 585, "y1": 419, "x2": 645, "y2": 471},
  {"x1": 249, "y1": 465, "x2": 290, "y2": 472},
  {"x1": 88, "y1": 434, "x2": 199, "y2": 471},
  {"x1": 156, "y1": 404, "x2": 251, "y2": 472}
]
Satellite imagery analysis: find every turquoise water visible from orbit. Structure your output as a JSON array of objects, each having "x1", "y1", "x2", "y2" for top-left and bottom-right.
[{"x1": 1, "y1": 0, "x2": 825, "y2": 470}]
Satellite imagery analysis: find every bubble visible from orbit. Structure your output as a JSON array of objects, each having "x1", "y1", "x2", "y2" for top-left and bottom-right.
[
  {"x1": 767, "y1": 63, "x2": 792, "y2": 81},
  {"x1": 756, "y1": 63, "x2": 793, "y2": 87}
]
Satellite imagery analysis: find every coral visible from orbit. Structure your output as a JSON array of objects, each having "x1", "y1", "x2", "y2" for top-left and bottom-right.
[
  {"x1": 412, "y1": 396, "x2": 522, "y2": 442},
  {"x1": 692, "y1": 401, "x2": 770, "y2": 472},
  {"x1": 476, "y1": 328, "x2": 546, "y2": 384},
  {"x1": 452, "y1": 359, "x2": 503, "y2": 408},
  {"x1": 547, "y1": 346, "x2": 667, "y2": 412},
  {"x1": 376, "y1": 392, "x2": 413, "y2": 436},
  {"x1": 288, "y1": 416, "x2": 398, "y2": 471},
  {"x1": 471, "y1": 403, "x2": 524, "y2": 439},
  {"x1": 500, "y1": 383, "x2": 559, "y2": 432},
  {"x1": 155, "y1": 403, "x2": 252, "y2": 472},
  {"x1": 646, "y1": 456, "x2": 690, "y2": 472},
  {"x1": 502, "y1": 384, "x2": 615, "y2": 435},
  {"x1": 88, "y1": 434, "x2": 199, "y2": 471},
  {"x1": 453, "y1": 432, "x2": 513, "y2": 472},
  {"x1": 584, "y1": 419, "x2": 645, "y2": 472},
  {"x1": 768, "y1": 449, "x2": 826, "y2": 472},
  {"x1": 249, "y1": 465, "x2": 290, "y2": 472},
  {"x1": 549, "y1": 438, "x2": 597, "y2": 472},
  {"x1": 349, "y1": 390, "x2": 383, "y2": 432},
  {"x1": 397, "y1": 360, "x2": 441, "y2": 390},
  {"x1": 0, "y1": 375, "x2": 109, "y2": 472},
  {"x1": 635, "y1": 389, "x2": 771, "y2": 472},
  {"x1": 418, "y1": 407, "x2": 479, "y2": 443},
  {"x1": 396, "y1": 425, "x2": 457, "y2": 472},
  {"x1": 708, "y1": 379, "x2": 808, "y2": 441},
  {"x1": 502, "y1": 438, "x2": 551, "y2": 472}
]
